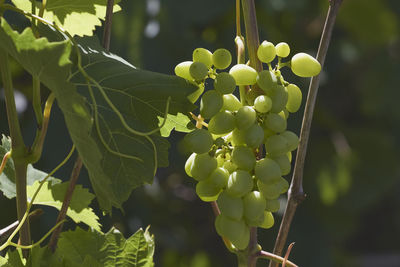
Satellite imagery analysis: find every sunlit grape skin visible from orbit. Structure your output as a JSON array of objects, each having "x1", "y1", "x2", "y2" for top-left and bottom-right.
[
  {"x1": 229, "y1": 64, "x2": 257, "y2": 85},
  {"x1": 291, "y1": 52, "x2": 321, "y2": 77}
]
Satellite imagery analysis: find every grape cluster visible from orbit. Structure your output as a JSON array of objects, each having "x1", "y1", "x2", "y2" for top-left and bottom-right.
[{"x1": 175, "y1": 42, "x2": 321, "y2": 250}]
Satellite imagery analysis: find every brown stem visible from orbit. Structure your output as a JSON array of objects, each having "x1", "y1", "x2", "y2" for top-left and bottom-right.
[
  {"x1": 102, "y1": 0, "x2": 115, "y2": 51},
  {"x1": 269, "y1": 1, "x2": 343, "y2": 266},
  {"x1": 256, "y1": 250, "x2": 298, "y2": 267},
  {"x1": 48, "y1": 156, "x2": 83, "y2": 251}
]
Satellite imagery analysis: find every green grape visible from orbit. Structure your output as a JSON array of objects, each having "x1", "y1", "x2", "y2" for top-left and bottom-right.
[
  {"x1": 244, "y1": 123, "x2": 264, "y2": 148},
  {"x1": 265, "y1": 134, "x2": 289, "y2": 156},
  {"x1": 269, "y1": 85, "x2": 288, "y2": 113},
  {"x1": 269, "y1": 154, "x2": 291, "y2": 175},
  {"x1": 223, "y1": 94, "x2": 242, "y2": 111},
  {"x1": 275, "y1": 42, "x2": 290, "y2": 58},
  {"x1": 231, "y1": 146, "x2": 256, "y2": 171},
  {"x1": 214, "y1": 214, "x2": 246, "y2": 241},
  {"x1": 209, "y1": 167, "x2": 230, "y2": 189},
  {"x1": 235, "y1": 106, "x2": 256, "y2": 130},
  {"x1": 290, "y1": 52, "x2": 321, "y2": 77},
  {"x1": 191, "y1": 153, "x2": 218, "y2": 181},
  {"x1": 254, "y1": 158, "x2": 281, "y2": 184},
  {"x1": 257, "y1": 178, "x2": 289, "y2": 200},
  {"x1": 174, "y1": 61, "x2": 193, "y2": 80},
  {"x1": 200, "y1": 90, "x2": 223, "y2": 119},
  {"x1": 254, "y1": 95, "x2": 272, "y2": 113},
  {"x1": 259, "y1": 211, "x2": 274, "y2": 229},
  {"x1": 184, "y1": 128, "x2": 214, "y2": 154},
  {"x1": 231, "y1": 226, "x2": 250, "y2": 250},
  {"x1": 231, "y1": 128, "x2": 246, "y2": 146},
  {"x1": 214, "y1": 72, "x2": 236, "y2": 95},
  {"x1": 223, "y1": 160, "x2": 238, "y2": 173},
  {"x1": 279, "y1": 109, "x2": 289, "y2": 120},
  {"x1": 189, "y1": 61, "x2": 209, "y2": 81},
  {"x1": 187, "y1": 83, "x2": 205, "y2": 104},
  {"x1": 257, "y1": 70, "x2": 278, "y2": 95},
  {"x1": 185, "y1": 153, "x2": 196, "y2": 177},
  {"x1": 281, "y1": 131, "x2": 299, "y2": 151},
  {"x1": 212, "y1": 48, "x2": 232, "y2": 69},
  {"x1": 193, "y1": 48, "x2": 213, "y2": 68},
  {"x1": 263, "y1": 128, "x2": 276, "y2": 143},
  {"x1": 229, "y1": 64, "x2": 257, "y2": 86},
  {"x1": 257, "y1": 41, "x2": 276, "y2": 63},
  {"x1": 217, "y1": 191, "x2": 243, "y2": 220},
  {"x1": 196, "y1": 179, "x2": 221, "y2": 202},
  {"x1": 265, "y1": 199, "x2": 280, "y2": 212},
  {"x1": 208, "y1": 111, "x2": 235, "y2": 135},
  {"x1": 264, "y1": 113, "x2": 287, "y2": 133},
  {"x1": 286, "y1": 84, "x2": 302, "y2": 113},
  {"x1": 243, "y1": 191, "x2": 266, "y2": 221},
  {"x1": 226, "y1": 170, "x2": 253, "y2": 197}
]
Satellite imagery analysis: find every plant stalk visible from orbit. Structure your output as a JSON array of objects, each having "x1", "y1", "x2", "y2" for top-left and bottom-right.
[
  {"x1": 103, "y1": 0, "x2": 114, "y2": 51},
  {"x1": 269, "y1": 1, "x2": 343, "y2": 266}
]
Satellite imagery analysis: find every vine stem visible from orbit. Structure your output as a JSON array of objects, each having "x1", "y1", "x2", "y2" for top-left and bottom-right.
[
  {"x1": 103, "y1": 0, "x2": 114, "y2": 51},
  {"x1": 269, "y1": 1, "x2": 343, "y2": 266},
  {"x1": 48, "y1": 156, "x2": 83, "y2": 251},
  {"x1": 0, "y1": 48, "x2": 31, "y2": 256}
]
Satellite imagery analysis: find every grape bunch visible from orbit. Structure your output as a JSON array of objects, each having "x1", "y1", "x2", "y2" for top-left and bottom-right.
[{"x1": 175, "y1": 41, "x2": 321, "y2": 250}]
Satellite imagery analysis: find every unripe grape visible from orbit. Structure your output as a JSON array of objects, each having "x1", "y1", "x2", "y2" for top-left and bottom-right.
[
  {"x1": 209, "y1": 167, "x2": 230, "y2": 189},
  {"x1": 245, "y1": 212, "x2": 265, "y2": 227},
  {"x1": 212, "y1": 49, "x2": 232, "y2": 69},
  {"x1": 223, "y1": 160, "x2": 238, "y2": 173},
  {"x1": 214, "y1": 214, "x2": 246, "y2": 242},
  {"x1": 259, "y1": 211, "x2": 274, "y2": 229},
  {"x1": 254, "y1": 95, "x2": 272, "y2": 113},
  {"x1": 264, "y1": 113, "x2": 287, "y2": 133},
  {"x1": 184, "y1": 128, "x2": 214, "y2": 154},
  {"x1": 257, "y1": 41, "x2": 276, "y2": 63},
  {"x1": 174, "y1": 61, "x2": 193, "y2": 80},
  {"x1": 235, "y1": 106, "x2": 256, "y2": 130},
  {"x1": 191, "y1": 153, "x2": 218, "y2": 181},
  {"x1": 265, "y1": 134, "x2": 289, "y2": 156},
  {"x1": 231, "y1": 226, "x2": 250, "y2": 250},
  {"x1": 223, "y1": 94, "x2": 242, "y2": 111},
  {"x1": 185, "y1": 153, "x2": 196, "y2": 177},
  {"x1": 208, "y1": 111, "x2": 235, "y2": 135},
  {"x1": 280, "y1": 109, "x2": 289, "y2": 120},
  {"x1": 226, "y1": 170, "x2": 253, "y2": 197},
  {"x1": 229, "y1": 64, "x2": 257, "y2": 86},
  {"x1": 290, "y1": 52, "x2": 321, "y2": 77},
  {"x1": 231, "y1": 146, "x2": 256, "y2": 171},
  {"x1": 196, "y1": 179, "x2": 221, "y2": 202},
  {"x1": 269, "y1": 154, "x2": 291, "y2": 175},
  {"x1": 217, "y1": 191, "x2": 244, "y2": 220},
  {"x1": 281, "y1": 131, "x2": 299, "y2": 151},
  {"x1": 270, "y1": 85, "x2": 288, "y2": 113},
  {"x1": 193, "y1": 48, "x2": 213, "y2": 68},
  {"x1": 231, "y1": 128, "x2": 246, "y2": 146},
  {"x1": 286, "y1": 84, "x2": 302, "y2": 113},
  {"x1": 254, "y1": 158, "x2": 281, "y2": 184},
  {"x1": 244, "y1": 123, "x2": 264, "y2": 148},
  {"x1": 243, "y1": 191, "x2": 266, "y2": 221},
  {"x1": 275, "y1": 42, "x2": 290, "y2": 58},
  {"x1": 189, "y1": 61, "x2": 209, "y2": 81},
  {"x1": 214, "y1": 72, "x2": 236, "y2": 95},
  {"x1": 263, "y1": 128, "x2": 276, "y2": 143},
  {"x1": 258, "y1": 178, "x2": 289, "y2": 200},
  {"x1": 257, "y1": 70, "x2": 278, "y2": 95},
  {"x1": 265, "y1": 199, "x2": 280, "y2": 212},
  {"x1": 200, "y1": 90, "x2": 223, "y2": 119}
]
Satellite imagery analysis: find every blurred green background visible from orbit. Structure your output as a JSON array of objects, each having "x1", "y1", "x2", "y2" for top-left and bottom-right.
[{"x1": 1, "y1": 0, "x2": 400, "y2": 266}]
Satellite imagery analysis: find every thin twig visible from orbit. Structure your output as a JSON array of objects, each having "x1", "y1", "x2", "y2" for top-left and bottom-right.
[
  {"x1": 102, "y1": 0, "x2": 115, "y2": 51},
  {"x1": 48, "y1": 156, "x2": 83, "y2": 251},
  {"x1": 282, "y1": 242, "x2": 295, "y2": 267},
  {"x1": 269, "y1": 1, "x2": 343, "y2": 265},
  {"x1": 255, "y1": 250, "x2": 298, "y2": 267}
]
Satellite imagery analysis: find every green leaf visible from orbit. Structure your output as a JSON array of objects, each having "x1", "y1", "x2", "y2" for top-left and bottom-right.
[
  {"x1": 27, "y1": 180, "x2": 101, "y2": 231},
  {"x1": 158, "y1": 113, "x2": 194, "y2": 137},
  {"x1": 11, "y1": 0, "x2": 121, "y2": 37},
  {"x1": 54, "y1": 227, "x2": 154, "y2": 267},
  {"x1": 0, "y1": 135, "x2": 57, "y2": 199},
  {"x1": 0, "y1": 20, "x2": 197, "y2": 212}
]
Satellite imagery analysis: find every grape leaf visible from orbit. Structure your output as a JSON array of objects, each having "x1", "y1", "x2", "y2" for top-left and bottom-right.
[
  {"x1": 0, "y1": 135, "x2": 56, "y2": 199},
  {"x1": 0, "y1": 19, "x2": 197, "y2": 212},
  {"x1": 11, "y1": 0, "x2": 121, "y2": 37},
  {"x1": 55, "y1": 227, "x2": 154, "y2": 267},
  {"x1": 27, "y1": 180, "x2": 101, "y2": 231},
  {"x1": 158, "y1": 113, "x2": 194, "y2": 137}
]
